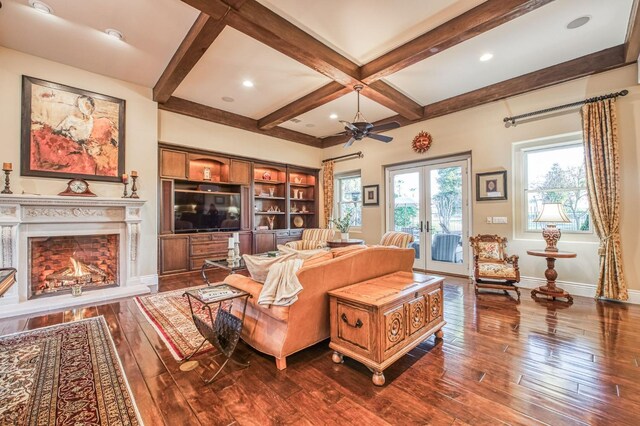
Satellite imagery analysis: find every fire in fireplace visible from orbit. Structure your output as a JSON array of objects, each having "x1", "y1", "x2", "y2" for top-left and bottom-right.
[{"x1": 29, "y1": 234, "x2": 119, "y2": 298}]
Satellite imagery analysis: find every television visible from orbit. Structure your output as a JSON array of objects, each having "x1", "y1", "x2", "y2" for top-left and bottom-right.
[{"x1": 174, "y1": 190, "x2": 241, "y2": 232}]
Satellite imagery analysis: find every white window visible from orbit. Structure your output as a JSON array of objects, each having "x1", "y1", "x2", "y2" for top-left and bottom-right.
[
  {"x1": 522, "y1": 142, "x2": 591, "y2": 233},
  {"x1": 335, "y1": 174, "x2": 362, "y2": 227}
]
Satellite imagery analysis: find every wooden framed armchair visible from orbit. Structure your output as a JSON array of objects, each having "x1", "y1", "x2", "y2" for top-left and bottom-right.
[
  {"x1": 284, "y1": 228, "x2": 336, "y2": 250},
  {"x1": 469, "y1": 235, "x2": 520, "y2": 299}
]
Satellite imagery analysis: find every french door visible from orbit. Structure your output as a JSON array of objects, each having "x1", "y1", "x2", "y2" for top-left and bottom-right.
[{"x1": 387, "y1": 159, "x2": 470, "y2": 275}]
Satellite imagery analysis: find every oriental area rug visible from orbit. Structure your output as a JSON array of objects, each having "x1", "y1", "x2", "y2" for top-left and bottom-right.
[
  {"x1": 0, "y1": 317, "x2": 141, "y2": 425},
  {"x1": 134, "y1": 287, "x2": 218, "y2": 361}
]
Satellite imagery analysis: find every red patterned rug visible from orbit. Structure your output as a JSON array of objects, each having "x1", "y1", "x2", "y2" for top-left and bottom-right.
[
  {"x1": 134, "y1": 287, "x2": 219, "y2": 361},
  {"x1": 0, "y1": 317, "x2": 141, "y2": 425}
]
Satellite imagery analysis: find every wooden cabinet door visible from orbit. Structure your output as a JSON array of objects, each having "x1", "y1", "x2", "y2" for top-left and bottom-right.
[
  {"x1": 230, "y1": 160, "x2": 251, "y2": 185},
  {"x1": 254, "y1": 232, "x2": 276, "y2": 253},
  {"x1": 159, "y1": 179, "x2": 174, "y2": 234},
  {"x1": 383, "y1": 304, "x2": 407, "y2": 354},
  {"x1": 239, "y1": 232, "x2": 252, "y2": 255},
  {"x1": 159, "y1": 236, "x2": 189, "y2": 274},
  {"x1": 160, "y1": 149, "x2": 187, "y2": 179},
  {"x1": 427, "y1": 287, "x2": 443, "y2": 324}
]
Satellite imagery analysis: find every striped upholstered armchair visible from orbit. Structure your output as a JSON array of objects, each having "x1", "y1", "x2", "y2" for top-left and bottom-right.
[
  {"x1": 285, "y1": 228, "x2": 336, "y2": 250},
  {"x1": 379, "y1": 231, "x2": 414, "y2": 248}
]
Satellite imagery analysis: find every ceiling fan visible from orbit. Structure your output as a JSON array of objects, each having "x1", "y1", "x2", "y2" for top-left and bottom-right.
[{"x1": 339, "y1": 85, "x2": 400, "y2": 148}]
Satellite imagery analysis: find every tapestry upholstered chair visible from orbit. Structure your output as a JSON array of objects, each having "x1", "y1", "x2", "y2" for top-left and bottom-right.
[
  {"x1": 379, "y1": 231, "x2": 414, "y2": 248},
  {"x1": 285, "y1": 228, "x2": 336, "y2": 250},
  {"x1": 469, "y1": 234, "x2": 520, "y2": 299}
]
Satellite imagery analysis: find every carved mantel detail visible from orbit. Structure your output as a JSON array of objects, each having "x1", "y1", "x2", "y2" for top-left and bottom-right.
[{"x1": 24, "y1": 207, "x2": 121, "y2": 219}]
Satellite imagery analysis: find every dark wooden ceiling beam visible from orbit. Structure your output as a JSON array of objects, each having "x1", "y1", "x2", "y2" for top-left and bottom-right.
[
  {"x1": 153, "y1": 12, "x2": 229, "y2": 103},
  {"x1": 322, "y1": 45, "x2": 628, "y2": 148},
  {"x1": 625, "y1": 0, "x2": 640, "y2": 62},
  {"x1": 258, "y1": 82, "x2": 351, "y2": 130},
  {"x1": 159, "y1": 97, "x2": 322, "y2": 147},
  {"x1": 181, "y1": 0, "x2": 423, "y2": 120},
  {"x1": 360, "y1": 0, "x2": 554, "y2": 84}
]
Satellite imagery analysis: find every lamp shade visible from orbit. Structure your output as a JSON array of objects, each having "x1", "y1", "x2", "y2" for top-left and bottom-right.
[{"x1": 534, "y1": 203, "x2": 570, "y2": 223}]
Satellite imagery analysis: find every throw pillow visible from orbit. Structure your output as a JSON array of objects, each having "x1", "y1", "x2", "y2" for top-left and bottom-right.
[{"x1": 242, "y1": 252, "x2": 296, "y2": 283}]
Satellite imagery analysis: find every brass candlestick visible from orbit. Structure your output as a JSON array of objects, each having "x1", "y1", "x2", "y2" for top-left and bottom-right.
[
  {"x1": 1, "y1": 169, "x2": 12, "y2": 194},
  {"x1": 130, "y1": 175, "x2": 139, "y2": 198},
  {"x1": 122, "y1": 182, "x2": 129, "y2": 198}
]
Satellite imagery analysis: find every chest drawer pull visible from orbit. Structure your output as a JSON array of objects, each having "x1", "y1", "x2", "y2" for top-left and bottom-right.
[{"x1": 341, "y1": 313, "x2": 363, "y2": 328}]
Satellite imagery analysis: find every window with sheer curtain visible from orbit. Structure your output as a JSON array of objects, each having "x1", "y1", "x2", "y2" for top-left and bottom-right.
[{"x1": 335, "y1": 174, "x2": 362, "y2": 227}]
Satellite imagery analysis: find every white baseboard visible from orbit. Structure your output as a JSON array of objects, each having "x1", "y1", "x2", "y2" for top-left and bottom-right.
[{"x1": 519, "y1": 276, "x2": 640, "y2": 304}]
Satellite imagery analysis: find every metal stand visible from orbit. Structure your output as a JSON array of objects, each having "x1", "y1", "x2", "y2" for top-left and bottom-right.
[{"x1": 181, "y1": 289, "x2": 251, "y2": 384}]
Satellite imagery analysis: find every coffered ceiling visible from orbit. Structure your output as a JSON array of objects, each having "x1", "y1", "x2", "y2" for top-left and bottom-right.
[{"x1": 1, "y1": 0, "x2": 638, "y2": 147}]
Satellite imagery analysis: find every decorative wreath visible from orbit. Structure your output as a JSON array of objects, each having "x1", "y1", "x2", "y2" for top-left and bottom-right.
[{"x1": 412, "y1": 131, "x2": 433, "y2": 153}]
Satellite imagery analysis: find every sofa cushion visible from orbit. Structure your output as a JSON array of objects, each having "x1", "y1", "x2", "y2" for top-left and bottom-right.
[
  {"x1": 277, "y1": 244, "x2": 327, "y2": 259},
  {"x1": 331, "y1": 244, "x2": 368, "y2": 258},
  {"x1": 301, "y1": 251, "x2": 333, "y2": 268},
  {"x1": 242, "y1": 253, "x2": 295, "y2": 283}
]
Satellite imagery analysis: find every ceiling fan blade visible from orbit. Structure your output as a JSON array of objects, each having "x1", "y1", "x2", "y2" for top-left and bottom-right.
[
  {"x1": 343, "y1": 137, "x2": 357, "y2": 148},
  {"x1": 370, "y1": 121, "x2": 400, "y2": 133},
  {"x1": 340, "y1": 120, "x2": 358, "y2": 132},
  {"x1": 367, "y1": 133, "x2": 393, "y2": 143}
]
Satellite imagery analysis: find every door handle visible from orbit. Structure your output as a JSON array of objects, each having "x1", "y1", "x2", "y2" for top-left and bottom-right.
[
  {"x1": 426, "y1": 221, "x2": 430, "y2": 233},
  {"x1": 420, "y1": 221, "x2": 424, "y2": 233}
]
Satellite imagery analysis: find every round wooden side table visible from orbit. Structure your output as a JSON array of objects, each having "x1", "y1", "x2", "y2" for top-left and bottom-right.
[
  {"x1": 526, "y1": 249, "x2": 577, "y2": 304},
  {"x1": 326, "y1": 239, "x2": 365, "y2": 248}
]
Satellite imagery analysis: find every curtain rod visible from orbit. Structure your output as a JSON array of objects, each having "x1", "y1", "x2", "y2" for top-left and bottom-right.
[
  {"x1": 503, "y1": 89, "x2": 628, "y2": 128},
  {"x1": 322, "y1": 151, "x2": 363, "y2": 164}
]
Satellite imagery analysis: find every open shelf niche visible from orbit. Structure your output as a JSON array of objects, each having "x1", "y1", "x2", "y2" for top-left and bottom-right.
[
  {"x1": 288, "y1": 167, "x2": 318, "y2": 230},
  {"x1": 253, "y1": 163, "x2": 287, "y2": 230}
]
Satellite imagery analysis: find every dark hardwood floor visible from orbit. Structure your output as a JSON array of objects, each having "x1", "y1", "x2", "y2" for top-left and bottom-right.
[{"x1": 3, "y1": 271, "x2": 640, "y2": 425}]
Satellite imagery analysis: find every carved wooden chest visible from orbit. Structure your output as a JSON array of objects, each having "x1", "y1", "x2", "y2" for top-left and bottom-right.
[{"x1": 328, "y1": 271, "x2": 445, "y2": 385}]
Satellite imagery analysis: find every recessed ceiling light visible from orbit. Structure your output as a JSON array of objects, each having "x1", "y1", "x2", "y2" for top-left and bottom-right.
[
  {"x1": 290, "y1": 118, "x2": 302, "y2": 123},
  {"x1": 242, "y1": 80, "x2": 254, "y2": 88},
  {"x1": 329, "y1": 113, "x2": 338, "y2": 119},
  {"x1": 29, "y1": 0, "x2": 53, "y2": 14},
  {"x1": 105, "y1": 28, "x2": 124, "y2": 40},
  {"x1": 567, "y1": 16, "x2": 591, "y2": 30},
  {"x1": 221, "y1": 96, "x2": 235, "y2": 102},
  {"x1": 479, "y1": 53, "x2": 493, "y2": 62}
]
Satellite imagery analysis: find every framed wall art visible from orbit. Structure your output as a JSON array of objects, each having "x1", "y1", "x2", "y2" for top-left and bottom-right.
[
  {"x1": 21, "y1": 76, "x2": 126, "y2": 182},
  {"x1": 362, "y1": 184, "x2": 379, "y2": 206},
  {"x1": 476, "y1": 170, "x2": 507, "y2": 201}
]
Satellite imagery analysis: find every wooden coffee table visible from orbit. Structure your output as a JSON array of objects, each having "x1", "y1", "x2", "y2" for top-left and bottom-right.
[
  {"x1": 329, "y1": 272, "x2": 445, "y2": 386},
  {"x1": 326, "y1": 239, "x2": 365, "y2": 248},
  {"x1": 527, "y1": 249, "x2": 577, "y2": 303}
]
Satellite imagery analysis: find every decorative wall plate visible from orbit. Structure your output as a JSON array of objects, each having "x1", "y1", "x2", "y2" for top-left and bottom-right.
[
  {"x1": 293, "y1": 215, "x2": 304, "y2": 228},
  {"x1": 412, "y1": 131, "x2": 433, "y2": 153}
]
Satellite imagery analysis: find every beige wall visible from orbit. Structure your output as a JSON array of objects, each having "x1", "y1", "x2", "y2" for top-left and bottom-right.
[
  {"x1": 158, "y1": 110, "x2": 322, "y2": 168},
  {"x1": 324, "y1": 65, "x2": 640, "y2": 291},
  {"x1": 0, "y1": 47, "x2": 159, "y2": 280}
]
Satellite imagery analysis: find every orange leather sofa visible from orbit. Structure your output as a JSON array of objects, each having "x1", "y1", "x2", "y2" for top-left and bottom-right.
[{"x1": 224, "y1": 246, "x2": 414, "y2": 370}]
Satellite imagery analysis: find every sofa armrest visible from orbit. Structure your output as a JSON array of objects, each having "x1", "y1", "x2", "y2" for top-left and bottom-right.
[{"x1": 284, "y1": 240, "x2": 303, "y2": 249}]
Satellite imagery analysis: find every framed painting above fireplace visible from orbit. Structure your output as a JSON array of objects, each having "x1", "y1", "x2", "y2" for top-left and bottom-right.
[{"x1": 21, "y1": 76, "x2": 126, "y2": 182}]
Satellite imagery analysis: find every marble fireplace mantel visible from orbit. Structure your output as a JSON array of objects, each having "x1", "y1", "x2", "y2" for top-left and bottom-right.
[{"x1": 0, "y1": 194, "x2": 151, "y2": 318}]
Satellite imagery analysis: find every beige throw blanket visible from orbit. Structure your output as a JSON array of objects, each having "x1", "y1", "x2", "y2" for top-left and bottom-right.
[{"x1": 258, "y1": 258, "x2": 304, "y2": 306}]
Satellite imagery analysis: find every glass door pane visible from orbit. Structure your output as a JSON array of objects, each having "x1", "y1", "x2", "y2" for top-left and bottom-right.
[
  {"x1": 425, "y1": 162, "x2": 469, "y2": 275},
  {"x1": 390, "y1": 168, "x2": 424, "y2": 268}
]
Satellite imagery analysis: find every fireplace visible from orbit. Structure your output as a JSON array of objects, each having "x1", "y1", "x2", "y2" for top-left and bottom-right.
[{"x1": 28, "y1": 234, "x2": 119, "y2": 298}]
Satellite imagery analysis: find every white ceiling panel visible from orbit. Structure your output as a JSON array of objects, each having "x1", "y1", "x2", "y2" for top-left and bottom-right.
[
  {"x1": 0, "y1": 0, "x2": 198, "y2": 87},
  {"x1": 279, "y1": 91, "x2": 396, "y2": 138},
  {"x1": 257, "y1": 0, "x2": 487, "y2": 65},
  {"x1": 173, "y1": 27, "x2": 332, "y2": 120},
  {"x1": 384, "y1": 0, "x2": 634, "y2": 105}
]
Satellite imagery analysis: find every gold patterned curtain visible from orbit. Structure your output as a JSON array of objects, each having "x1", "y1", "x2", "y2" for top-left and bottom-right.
[
  {"x1": 322, "y1": 160, "x2": 334, "y2": 228},
  {"x1": 581, "y1": 99, "x2": 627, "y2": 301}
]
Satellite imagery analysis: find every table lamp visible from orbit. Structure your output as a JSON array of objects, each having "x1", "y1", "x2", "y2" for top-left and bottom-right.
[{"x1": 533, "y1": 202, "x2": 571, "y2": 252}]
